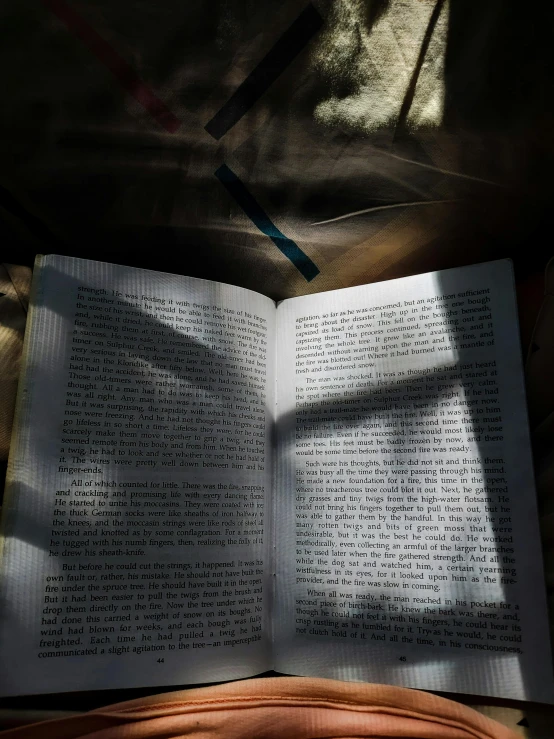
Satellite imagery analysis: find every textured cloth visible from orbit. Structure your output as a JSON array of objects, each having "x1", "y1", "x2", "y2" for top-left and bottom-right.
[
  {"x1": 0, "y1": 1, "x2": 552, "y2": 293},
  {"x1": 0, "y1": 677, "x2": 520, "y2": 738}
]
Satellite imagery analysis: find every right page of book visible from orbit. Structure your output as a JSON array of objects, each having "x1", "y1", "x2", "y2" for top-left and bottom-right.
[{"x1": 273, "y1": 260, "x2": 554, "y2": 702}]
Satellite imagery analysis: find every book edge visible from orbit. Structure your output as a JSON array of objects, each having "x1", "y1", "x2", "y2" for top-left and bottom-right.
[{"x1": 0, "y1": 255, "x2": 44, "y2": 549}]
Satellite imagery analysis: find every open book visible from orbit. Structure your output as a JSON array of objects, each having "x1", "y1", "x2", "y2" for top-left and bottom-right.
[{"x1": 1, "y1": 255, "x2": 552, "y2": 702}]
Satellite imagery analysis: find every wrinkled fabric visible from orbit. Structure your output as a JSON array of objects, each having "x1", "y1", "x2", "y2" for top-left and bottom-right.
[
  {"x1": 0, "y1": 677, "x2": 520, "y2": 738},
  {"x1": 1, "y1": 1, "x2": 552, "y2": 295}
]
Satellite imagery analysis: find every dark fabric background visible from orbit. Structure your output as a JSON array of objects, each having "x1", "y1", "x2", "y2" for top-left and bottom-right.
[{"x1": 1, "y1": 1, "x2": 552, "y2": 300}]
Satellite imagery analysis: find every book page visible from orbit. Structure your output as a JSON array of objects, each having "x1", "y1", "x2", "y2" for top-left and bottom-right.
[
  {"x1": 274, "y1": 260, "x2": 554, "y2": 702},
  {"x1": 0, "y1": 255, "x2": 275, "y2": 695}
]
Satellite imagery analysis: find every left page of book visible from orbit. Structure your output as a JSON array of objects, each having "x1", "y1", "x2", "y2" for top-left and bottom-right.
[{"x1": 0, "y1": 255, "x2": 275, "y2": 696}]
